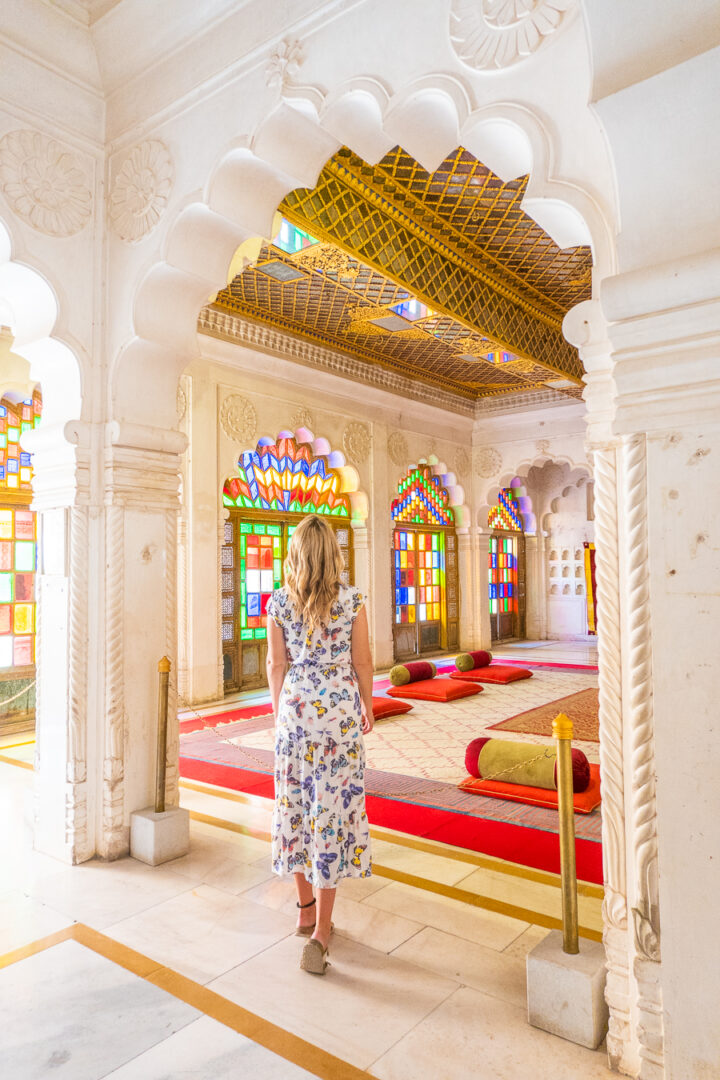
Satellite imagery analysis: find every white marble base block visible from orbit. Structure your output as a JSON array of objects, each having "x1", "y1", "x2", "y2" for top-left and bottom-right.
[
  {"x1": 130, "y1": 807, "x2": 190, "y2": 866},
  {"x1": 526, "y1": 930, "x2": 609, "y2": 1049}
]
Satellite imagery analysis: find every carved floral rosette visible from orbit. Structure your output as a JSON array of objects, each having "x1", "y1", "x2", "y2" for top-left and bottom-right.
[
  {"x1": 219, "y1": 394, "x2": 257, "y2": 444},
  {"x1": 476, "y1": 446, "x2": 502, "y2": 477},
  {"x1": 0, "y1": 129, "x2": 92, "y2": 237},
  {"x1": 454, "y1": 447, "x2": 470, "y2": 478},
  {"x1": 343, "y1": 421, "x2": 371, "y2": 464},
  {"x1": 387, "y1": 431, "x2": 409, "y2": 468},
  {"x1": 450, "y1": 0, "x2": 575, "y2": 71},
  {"x1": 265, "y1": 38, "x2": 304, "y2": 90},
  {"x1": 109, "y1": 139, "x2": 174, "y2": 243}
]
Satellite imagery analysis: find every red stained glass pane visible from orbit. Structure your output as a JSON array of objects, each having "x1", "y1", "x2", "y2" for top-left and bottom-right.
[
  {"x1": 13, "y1": 636, "x2": 32, "y2": 666},
  {"x1": 0, "y1": 605, "x2": 10, "y2": 633},
  {"x1": 14, "y1": 511, "x2": 34, "y2": 540},
  {"x1": 0, "y1": 542, "x2": 11, "y2": 570}
]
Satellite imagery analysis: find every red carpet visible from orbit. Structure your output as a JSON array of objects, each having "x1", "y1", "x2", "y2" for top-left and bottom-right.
[{"x1": 179, "y1": 753, "x2": 603, "y2": 884}]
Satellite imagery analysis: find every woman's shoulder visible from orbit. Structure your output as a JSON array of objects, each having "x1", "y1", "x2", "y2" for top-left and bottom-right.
[{"x1": 340, "y1": 582, "x2": 365, "y2": 617}]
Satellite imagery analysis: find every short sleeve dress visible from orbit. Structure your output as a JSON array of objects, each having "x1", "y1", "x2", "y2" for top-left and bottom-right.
[{"x1": 266, "y1": 584, "x2": 372, "y2": 887}]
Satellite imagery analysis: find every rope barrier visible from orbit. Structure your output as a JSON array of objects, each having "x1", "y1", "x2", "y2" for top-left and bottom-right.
[{"x1": 0, "y1": 680, "x2": 36, "y2": 709}]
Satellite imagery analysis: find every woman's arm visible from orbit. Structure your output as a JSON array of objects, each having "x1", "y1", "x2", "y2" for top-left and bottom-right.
[
  {"x1": 351, "y1": 605, "x2": 374, "y2": 734},
  {"x1": 266, "y1": 616, "x2": 289, "y2": 716}
]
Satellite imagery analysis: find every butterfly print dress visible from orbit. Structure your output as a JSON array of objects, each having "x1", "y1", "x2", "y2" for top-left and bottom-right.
[{"x1": 267, "y1": 584, "x2": 372, "y2": 887}]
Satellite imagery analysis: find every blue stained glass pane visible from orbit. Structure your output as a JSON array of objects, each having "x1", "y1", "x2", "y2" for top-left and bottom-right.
[
  {"x1": 395, "y1": 569, "x2": 401, "y2": 585},
  {"x1": 20, "y1": 453, "x2": 31, "y2": 467},
  {"x1": 491, "y1": 585, "x2": 497, "y2": 599},
  {"x1": 400, "y1": 588, "x2": 408, "y2": 606},
  {"x1": 247, "y1": 593, "x2": 261, "y2": 616},
  {"x1": 400, "y1": 532, "x2": 407, "y2": 550},
  {"x1": 508, "y1": 584, "x2": 513, "y2": 596},
  {"x1": 7, "y1": 459, "x2": 18, "y2": 473}
]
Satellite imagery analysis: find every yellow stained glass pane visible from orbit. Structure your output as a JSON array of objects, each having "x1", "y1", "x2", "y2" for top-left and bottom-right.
[
  {"x1": 0, "y1": 510, "x2": 12, "y2": 540},
  {"x1": 13, "y1": 604, "x2": 33, "y2": 634}
]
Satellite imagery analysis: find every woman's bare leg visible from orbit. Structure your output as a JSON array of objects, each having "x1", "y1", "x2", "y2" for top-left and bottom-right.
[
  {"x1": 313, "y1": 886, "x2": 336, "y2": 948},
  {"x1": 294, "y1": 872, "x2": 316, "y2": 930}
]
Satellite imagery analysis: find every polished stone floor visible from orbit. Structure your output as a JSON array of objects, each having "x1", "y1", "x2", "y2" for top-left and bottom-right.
[{"x1": 0, "y1": 715, "x2": 612, "y2": 1078}]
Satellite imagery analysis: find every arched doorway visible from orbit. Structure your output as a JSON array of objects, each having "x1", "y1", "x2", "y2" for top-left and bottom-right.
[
  {"x1": 221, "y1": 432, "x2": 355, "y2": 691},
  {"x1": 0, "y1": 386, "x2": 42, "y2": 734},
  {"x1": 391, "y1": 463, "x2": 458, "y2": 660},
  {"x1": 488, "y1": 485, "x2": 525, "y2": 642}
]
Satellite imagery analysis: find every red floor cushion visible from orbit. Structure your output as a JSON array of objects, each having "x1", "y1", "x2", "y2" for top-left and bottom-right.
[
  {"x1": 387, "y1": 678, "x2": 483, "y2": 702},
  {"x1": 458, "y1": 763, "x2": 601, "y2": 814},
  {"x1": 449, "y1": 665, "x2": 533, "y2": 685},
  {"x1": 371, "y1": 697, "x2": 414, "y2": 721}
]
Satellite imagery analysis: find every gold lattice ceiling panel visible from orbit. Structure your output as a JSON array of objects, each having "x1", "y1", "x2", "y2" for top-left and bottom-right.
[{"x1": 211, "y1": 144, "x2": 592, "y2": 400}]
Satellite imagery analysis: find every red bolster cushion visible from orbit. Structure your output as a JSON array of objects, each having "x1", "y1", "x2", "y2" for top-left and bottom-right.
[
  {"x1": 371, "y1": 697, "x2": 414, "y2": 721},
  {"x1": 389, "y1": 661, "x2": 437, "y2": 686},
  {"x1": 455, "y1": 650, "x2": 492, "y2": 672},
  {"x1": 387, "y1": 678, "x2": 483, "y2": 702},
  {"x1": 449, "y1": 665, "x2": 533, "y2": 684}
]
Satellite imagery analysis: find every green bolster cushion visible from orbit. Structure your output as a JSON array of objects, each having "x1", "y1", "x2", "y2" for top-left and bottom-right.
[
  {"x1": 464, "y1": 737, "x2": 590, "y2": 792},
  {"x1": 455, "y1": 650, "x2": 493, "y2": 672},
  {"x1": 389, "y1": 661, "x2": 438, "y2": 686}
]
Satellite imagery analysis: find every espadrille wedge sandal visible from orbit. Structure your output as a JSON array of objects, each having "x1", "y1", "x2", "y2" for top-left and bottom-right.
[
  {"x1": 294, "y1": 898, "x2": 334, "y2": 938},
  {"x1": 300, "y1": 936, "x2": 330, "y2": 975}
]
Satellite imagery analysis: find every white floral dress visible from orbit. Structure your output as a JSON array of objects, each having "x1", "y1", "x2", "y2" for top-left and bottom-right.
[{"x1": 267, "y1": 584, "x2": 372, "y2": 887}]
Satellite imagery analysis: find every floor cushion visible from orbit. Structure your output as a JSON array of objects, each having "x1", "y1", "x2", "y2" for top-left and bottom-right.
[
  {"x1": 372, "y1": 697, "x2": 414, "y2": 721},
  {"x1": 449, "y1": 665, "x2": 533, "y2": 685},
  {"x1": 387, "y1": 678, "x2": 483, "y2": 702},
  {"x1": 458, "y1": 762, "x2": 601, "y2": 814}
]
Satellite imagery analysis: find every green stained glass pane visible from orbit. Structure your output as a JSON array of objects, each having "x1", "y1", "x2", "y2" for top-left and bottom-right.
[
  {"x1": 15, "y1": 542, "x2": 34, "y2": 572},
  {"x1": 7, "y1": 426, "x2": 19, "y2": 443},
  {"x1": 240, "y1": 537, "x2": 246, "y2": 554},
  {"x1": 254, "y1": 524, "x2": 266, "y2": 534},
  {"x1": 222, "y1": 495, "x2": 233, "y2": 507},
  {"x1": 34, "y1": 417, "x2": 41, "y2": 428},
  {"x1": 240, "y1": 523, "x2": 252, "y2": 534},
  {"x1": 0, "y1": 573, "x2": 12, "y2": 602},
  {"x1": 266, "y1": 524, "x2": 281, "y2": 536},
  {"x1": 274, "y1": 559, "x2": 282, "y2": 577},
  {"x1": 255, "y1": 628, "x2": 267, "y2": 640},
  {"x1": 240, "y1": 629, "x2": 253, "y2": 640},
  {"x1": 21, "y1": 422, "x2": 31, "y2": 434},
  {"x1": 0, "y1": 434, "x2": 5, "y2": 448}
]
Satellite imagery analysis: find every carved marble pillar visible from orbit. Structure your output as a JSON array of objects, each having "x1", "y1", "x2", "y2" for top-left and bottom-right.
[
  {"x1": 475, "y1": 529, "x2": 493, "y2": 650},
  {"x1": 455, "y1": 529, "x2": 472, "y2": 650},
  {"x1": 523, "y1": 533, "x2": 540, "y2": 639},
  {"x1": 101, "y1": 421, "x2": 186, "y2": 859},
  {"x1": 468, "y1": 525, "x2": 485, "y2": 651}
]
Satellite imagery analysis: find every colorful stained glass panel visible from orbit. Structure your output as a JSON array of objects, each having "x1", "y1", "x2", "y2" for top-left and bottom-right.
[
  {"x1": 488, "y1": 487, "x2": 523, "y2": 531},
  {"x1": 391, "y1": 465, "x2": 453, "y2": 526},
  {"x1": 223, "y1": 436, "x2": 350, "y2": 517},
  {"x1": 239, "y1": 524, "x2": 283, "y2": 640}
]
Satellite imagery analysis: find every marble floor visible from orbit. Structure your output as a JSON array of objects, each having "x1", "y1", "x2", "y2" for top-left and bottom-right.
[{"x1": 0, "y1": 755, "x2": 614, "y2": 1080}]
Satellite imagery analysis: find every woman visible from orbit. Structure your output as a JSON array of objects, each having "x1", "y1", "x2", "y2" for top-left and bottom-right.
[{"x1": 266, "y1": 515, "x2": 374, "y2": 975}]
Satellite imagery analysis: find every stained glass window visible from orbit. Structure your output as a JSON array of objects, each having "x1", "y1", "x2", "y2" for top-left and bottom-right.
[
  {"x1": 394, "y1": 529, "x2": 445, "y2": 625},
  {"x1": 238, "y1": 522, "x2": 283, "y2": 641},
  {"x1": 0, "y1": 395, "x2": 42, "y2": 492},
  {"x1": 272, "y1": 217, "x2": 319, "y2": 254},
  {"x1": 223, "y1": 436, "x2": 350, "y2": 517},
  {"x1": 488, "y1": 535, "x2": 518, "y2": 618},
  {"x1": 389, "y1": 298, "x2": 433, "y2": 322},
  {"x1": 391, "y1": 465, "x2": 453, "y2": 526},
  {"x1": 488, "y1": 487, "x2": 523, "y2": 531}
]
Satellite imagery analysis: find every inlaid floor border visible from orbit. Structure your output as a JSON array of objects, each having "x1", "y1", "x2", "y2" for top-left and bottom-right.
[{"x1": 0, "y1": 924, "x2": 374, "y2": 1080}]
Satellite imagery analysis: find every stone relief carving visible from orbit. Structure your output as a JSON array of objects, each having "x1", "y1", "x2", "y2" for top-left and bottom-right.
[
  {"x1": 220, "y1": 393, "x2": 257, "y2": 444},
  {"x1": 343, "y1": 421, "x2": 371, "y2": 464},
  {"x1": 450, "y1": 0, "x2": 575, "y2": 70},
  {"x1": 0, "y1": 129, "x2": 92, "y2": 237},
  {"x1": 290, "y1": 406, "x2": 314, "y2": 431},
  {"x1": 591, "y1": 444, "x2": 631, "y2": 1070},
  {"x1": 103, "y1": 504, "x2": 126, "y2": 859},
  {"x1": 476, "y1": 446, "x2": 502, "y2": 477},
  {"x1": 536, "y1": 438, "x2": 551, "y2": 455},
  {"x1": 454, "y1": 447, "x2": 470, "y2": 478},
  {"x1": 387, "y1": 431, "x2": 409, "y2": 468},
  {"x1": 266, "y1": 38, "x2": 304, "y2": 90},
  {"x1": 624, "y1": 435, "x2": 661, "y2": 963},
  {"x1": 176, "y1": 382, "x2": 187, "y2": 423},
  {"x1": 109, "y1": 139, "x2": 174, "y2": 243}
]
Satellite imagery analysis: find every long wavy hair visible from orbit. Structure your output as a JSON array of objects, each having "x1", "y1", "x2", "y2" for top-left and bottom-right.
[{"x1": 284, "y1": 515, "x2": 344, "y2": 632}]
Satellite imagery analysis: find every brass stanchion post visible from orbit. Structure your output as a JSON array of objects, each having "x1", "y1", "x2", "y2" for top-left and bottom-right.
[
  {"x1": 552, "y1": 711, "x2": 579, "y2": 954},
  {"x1": 155, "y1": 656, "x2": 171, "y2": 814}
]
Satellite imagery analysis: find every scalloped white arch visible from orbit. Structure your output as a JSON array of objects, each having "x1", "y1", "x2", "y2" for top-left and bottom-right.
[
  {"x1": 479, "y1": 455, "x2": 593, "y2": 532},
  {"x1": 0, "y1": 217, "x2": 82, "y2": 434},
  {"x1": 113, "y1": 76, "x2": 616, "y2": 432}
]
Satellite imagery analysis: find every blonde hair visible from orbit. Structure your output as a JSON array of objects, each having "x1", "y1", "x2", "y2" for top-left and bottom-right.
[{"x1": 284, "y1": 515, "x2": 344, "y2": 632}]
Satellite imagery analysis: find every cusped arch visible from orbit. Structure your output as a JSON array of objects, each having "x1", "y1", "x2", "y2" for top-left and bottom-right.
[
  {"x1": 0, "y1": 219, "x2": 82, "y2": 494},
  {"x1": 479, "y1": 454, "x2": 592, "y2": 532},
  {"x1": 114, "y1": 74, "x2": 616, "y2": 431}
]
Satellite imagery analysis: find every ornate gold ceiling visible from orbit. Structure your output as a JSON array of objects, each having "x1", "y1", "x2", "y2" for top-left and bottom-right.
[{"x1": 211, "y1": 145, "x2": 592, "y2": 402}]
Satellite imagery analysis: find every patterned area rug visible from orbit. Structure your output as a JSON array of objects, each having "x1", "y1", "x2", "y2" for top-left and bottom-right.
[{"x1": 487, "y1": 688, "x2": 599, "y2": 742}]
